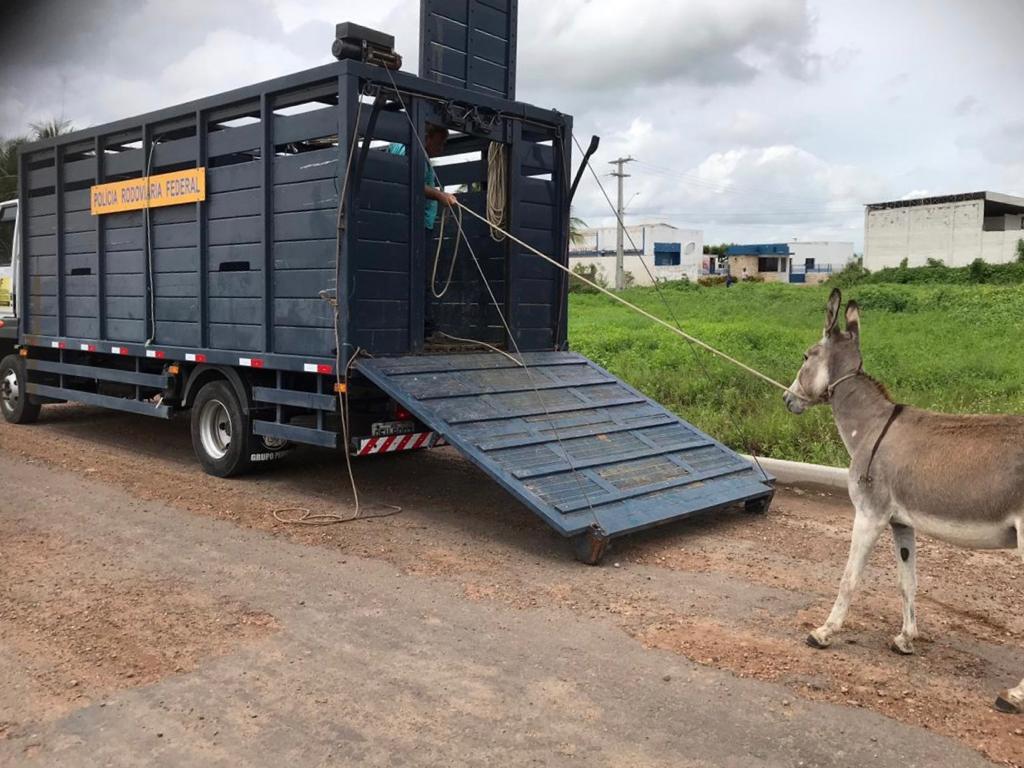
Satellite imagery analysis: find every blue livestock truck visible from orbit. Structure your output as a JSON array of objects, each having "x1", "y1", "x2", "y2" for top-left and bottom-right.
[{"x1": 1, "y1": 3, "x2": 773, "y2": 562}]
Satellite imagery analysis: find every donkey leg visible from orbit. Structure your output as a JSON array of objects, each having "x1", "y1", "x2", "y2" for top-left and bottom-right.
[
  {"x1": 995, "y1": 521, "x2": 1024, "y2": 713},
  {"x1": 889, "y1": 522, "x2": 918, "y2": 655},
  {"x1": 807, "y1": 509, "x2": 888, "y2": 649}
]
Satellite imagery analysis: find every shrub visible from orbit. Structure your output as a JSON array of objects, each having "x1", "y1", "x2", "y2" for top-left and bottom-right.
[
  {"x1": 826, "y1": 257, "x2": 869, "y2": 287},
  {"x1": 698, "y1": 275, "x2": 727, "y2": 287},
  {"x1": 569, "y1": 262, "x2": 607, "y2": 294}
]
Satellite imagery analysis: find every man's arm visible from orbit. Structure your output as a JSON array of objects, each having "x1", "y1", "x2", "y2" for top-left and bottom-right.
[{"x1": 425, "y1": 186, "x2": 457, "y2": 207}]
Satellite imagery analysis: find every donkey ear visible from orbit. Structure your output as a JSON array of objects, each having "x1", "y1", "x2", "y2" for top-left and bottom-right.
[
  {"x1": 824, "y1": 288, "x2": 842, "y2": 336},
  {"x1": 845, "y1": 300, "x2": 860, "y2": 338}
]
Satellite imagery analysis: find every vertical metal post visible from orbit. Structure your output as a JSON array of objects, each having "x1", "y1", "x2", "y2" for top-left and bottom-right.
[
  {"x1": 55, "y1": 145, "x2": 65, "y2": 337},
  {"x1": 408, "y1": 87, "x2": 426, "y2": 353},
  {"x1": 609, "y1": 156, "x2": 633, "y2": 291},
  {"x1": 142, "y1": 123, "x2": 152, "y2": 343},
  {"x1": 94, "y1": 135, "x2": 105, "y2": 340},
  {"x1": 260, "y1": 94, "x2": 274, "y2": 354},
  {"x1": 16, "y1": 151, "x2": 28, "y2": 338},
  {"x1": 196, "y1": 109, "x2": 208, "y2": 348},
  {"x1": 505, "y1": 119, "x2": 523, "y2": 349},
  {"x1": 336, "y1": 74, "x2": 357, "y2": 358}
]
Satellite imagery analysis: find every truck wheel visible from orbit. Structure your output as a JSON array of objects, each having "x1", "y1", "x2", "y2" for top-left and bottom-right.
[
  {"x1": 190, "y1": 380, "x2": 253, "y2": 477},
  {"x1": 0, "y1": 354, "x2": 41, "y2": 425}
]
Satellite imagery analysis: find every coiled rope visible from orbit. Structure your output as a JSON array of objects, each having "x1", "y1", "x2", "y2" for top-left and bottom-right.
[{"x1": 486, "y1": 142, "x2": 507, "y2": 241}]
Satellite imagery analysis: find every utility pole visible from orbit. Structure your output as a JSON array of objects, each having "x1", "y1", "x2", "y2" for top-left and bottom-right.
[{"x1": 609, "y1": 156, "x2": 634, "y2": 290}]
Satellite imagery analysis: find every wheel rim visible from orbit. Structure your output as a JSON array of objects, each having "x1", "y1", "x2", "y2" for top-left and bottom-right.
[
  {"x1": 1, "y1": 370, "x2": 19, "y2": 412},
  {"x1": 261, "y1": 435, "x2": 288, "y2": 451},
  {"x1": 198, "y1": 398, "x2": 232, "y2": 460}
]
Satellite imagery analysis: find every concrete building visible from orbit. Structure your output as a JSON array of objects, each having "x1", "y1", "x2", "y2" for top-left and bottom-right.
[
  {"x1": 864, "y1": 191, "x2": 1024, "y2": 270},
  {"x1": 723, "y1": 241, "x2": 854, "y2": 284},
  {"x1": 569, "y1": 223, "x2": 703, "y2": 285}
]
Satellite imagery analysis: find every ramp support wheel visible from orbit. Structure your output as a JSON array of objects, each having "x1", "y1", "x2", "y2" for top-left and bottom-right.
[
  {"x1": 574, "y1": 525, "x2": 610, "y2": 566},
  {"x1": 744, "y1": 493, "x2": 774, "y2": 515}
]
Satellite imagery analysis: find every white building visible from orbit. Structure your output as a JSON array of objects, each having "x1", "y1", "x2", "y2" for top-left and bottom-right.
[
  {"x1": 569, "y1": 223, "x2": 703, "y2": 285},
  {"x1": 864, "y1": 191, "x2": 1024, "y2": 270},
  {"x1": 788, "y1": 241, "x2": 856, "y2": 279},
  {"x1": 723, "y1": 241, "x2": 854, "y2": 284}
]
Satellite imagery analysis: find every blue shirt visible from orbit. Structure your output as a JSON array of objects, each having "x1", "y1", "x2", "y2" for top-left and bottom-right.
[{"x1": 387, "y1": 143, "x2": 438, "y2": 230}]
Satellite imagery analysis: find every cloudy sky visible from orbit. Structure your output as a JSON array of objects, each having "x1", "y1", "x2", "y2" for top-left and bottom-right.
[{"x1": 2, "y1": 0, "x2": 1021, "y2": 248}]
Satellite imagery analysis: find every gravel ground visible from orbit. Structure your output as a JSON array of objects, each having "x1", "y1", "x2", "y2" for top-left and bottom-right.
[{"x1": 1, "y1": 403, "x2": 1022, "y2": 766}]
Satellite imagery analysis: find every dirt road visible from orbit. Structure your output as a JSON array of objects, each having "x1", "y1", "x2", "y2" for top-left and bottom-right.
[{"x1": 1, "y1": 404, "x2": 1022, "y2": 766}]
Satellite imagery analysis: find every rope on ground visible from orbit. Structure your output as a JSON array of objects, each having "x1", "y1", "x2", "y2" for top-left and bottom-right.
[
  {"x1": 454, "y1": 200, "x2": 794, "y2": 396},
  {"x1": 272, "y1": 506, "x2": 403, "y2": 526}
]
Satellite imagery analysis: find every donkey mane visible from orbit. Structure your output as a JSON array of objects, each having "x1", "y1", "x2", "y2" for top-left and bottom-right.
[{"x1": 859, "y1": 370, "x2": 894, "y2": 402}]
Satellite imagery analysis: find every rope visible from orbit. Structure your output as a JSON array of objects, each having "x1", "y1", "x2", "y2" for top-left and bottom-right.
[
  {"x1": 143, "y1": 137, "x2": 159, "y2": 346},
  {"x1": 436, "y1": 331, "x2": 525, "y2": 367},
  {"x1": 486, "y1": 142, "x2": 507, "y2": 241},
  {"x1": 453, "y1": 200, "x2": 794, "y2": 396},
  {"x1": 382, "y1": 66, "x2": 602, "y2": 529},
  {"x1": 272, "y1": 506, "x2": 402, "y2": 526},
  {"x1": 570, "y1": 134, "x2": 772, "y2": 482},
  {"x1": 430, "y1": 205, "x2": 461, "y2": 298}
]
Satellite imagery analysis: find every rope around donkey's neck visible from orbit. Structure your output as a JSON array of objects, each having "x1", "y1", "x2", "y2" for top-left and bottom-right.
[{"x1": 454, "y1": 200, "x2": 794, "y2": 396}]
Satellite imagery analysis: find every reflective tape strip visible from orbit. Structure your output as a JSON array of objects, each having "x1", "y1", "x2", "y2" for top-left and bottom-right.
[
  {"x1": 186, "y1": 353, "x2": 207, "y2": 363},
  {"x1": 357, "y1": 432, "x2": 437, "y2": 457},
  {"x1": 239, "y1": 358, "x2": 264, "y2": 368},
  {"x1": 111, "y1": 346, "x2": 124, "y2": 355},
  {"x1": 80, "y1": 343, "x2": 96, "y2": 352},
  {"x1": 146, "y1": 350, "x2": 166, "y2": 359},
  {"x1": 50, "y1": 341, "x2": 60, "y2": 348},
  {"x1": 303, "y1": 363, "x2": 334, "y2": 374}
]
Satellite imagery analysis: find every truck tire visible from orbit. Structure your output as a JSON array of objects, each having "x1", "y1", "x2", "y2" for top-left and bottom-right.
[
  {"x1": 190, "y1": 380, "x2": 253, "y2": 477},
  {"x1": 0, "y1": 354, "x2": 41, "y2": 425}
]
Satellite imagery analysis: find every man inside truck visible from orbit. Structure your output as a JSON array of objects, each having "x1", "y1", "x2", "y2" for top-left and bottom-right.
[
  {"x1": 387, "y1": 123, "x2": 457, "y2": 340},
  {"x1": 386, "y1": 123, "x2": 457, "y2": 231}
]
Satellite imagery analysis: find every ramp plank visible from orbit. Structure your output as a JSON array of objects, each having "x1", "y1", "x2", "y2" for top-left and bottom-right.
[{"x1": 356, "y1": 353, "x2": 773, "y2": 540}]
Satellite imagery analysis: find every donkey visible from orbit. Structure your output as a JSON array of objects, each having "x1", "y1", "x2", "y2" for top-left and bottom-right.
[{"x1": 783, "y1": 288, "x2": 1024, "y2": 714}]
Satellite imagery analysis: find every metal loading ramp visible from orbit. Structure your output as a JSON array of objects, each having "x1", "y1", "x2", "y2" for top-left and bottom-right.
[{"x1": 356, "y1": 352, "x2": 774, "y2": 562}]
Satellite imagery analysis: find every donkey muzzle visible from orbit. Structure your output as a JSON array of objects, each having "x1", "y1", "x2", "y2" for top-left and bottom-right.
[{"x1": 783, "y1": 390, "x2": 806, "y2": 414}]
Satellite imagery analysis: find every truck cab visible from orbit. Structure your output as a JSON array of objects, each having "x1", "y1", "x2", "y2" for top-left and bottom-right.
[{"x1": 0, "y1": 199, "x2": 18, "y2": 352}]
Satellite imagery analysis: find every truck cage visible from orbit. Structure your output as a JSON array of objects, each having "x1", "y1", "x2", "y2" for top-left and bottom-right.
[
  {"x1": 8, "y1": 9, "x2": 773, "y2": 562},
  {"x1": 17, "y1": 56, "x2": 573, "y2": 449}
]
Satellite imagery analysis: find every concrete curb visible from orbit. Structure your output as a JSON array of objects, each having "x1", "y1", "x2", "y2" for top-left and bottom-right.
[{"x1": 741, "y1": 455, "x2": 849, "y2": 491}]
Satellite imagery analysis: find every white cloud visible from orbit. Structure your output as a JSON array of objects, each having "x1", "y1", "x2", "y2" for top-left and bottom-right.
[
  {"x1": 519, "y1": 0, "x2": 819, "y2": 91},
  {"x1": 1, "y1": 0, "x2": 1020, "y2": 250}
]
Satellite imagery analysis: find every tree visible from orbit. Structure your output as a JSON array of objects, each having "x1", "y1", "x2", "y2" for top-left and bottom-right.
[
  {"x1": 702, "y1": 242, "x2": 735, "y2": 256},
  {"x1": 569, "y1": 214, "x2": 588, "y2": 245},
  {"x1": 29, "y1": 118, "x2": 74, "y2": 140},
  {"x1": 0, "y1": 119, "x2": 75, "y2": 201},
  {"x1": 0, "y1": 137, "x2": 25, "y2": 201}
]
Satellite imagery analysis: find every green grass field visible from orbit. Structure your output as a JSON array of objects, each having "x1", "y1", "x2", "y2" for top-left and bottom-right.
[{"x1": 567, "y1": 281, "x2": 1024, "y2": 466}]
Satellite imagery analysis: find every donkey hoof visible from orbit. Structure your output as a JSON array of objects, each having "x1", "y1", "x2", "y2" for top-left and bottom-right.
[
  {"x1": 805, "y1": 631, "x2": 831, "y2": 650},
  {"x1": 890, "y1": 636, "x2": 915, "y2": 656},
  {"x1": 994, "y1": 692, "x2": 1022, "y2": 715}
]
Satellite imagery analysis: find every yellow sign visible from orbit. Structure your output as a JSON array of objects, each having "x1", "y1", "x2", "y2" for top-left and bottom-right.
[
  {"x1": 0, "y1": 276, "x2": 10, "y2": 307},
  {"x1": 91, "y1": 167, "x2": 206, "y2": 216}
]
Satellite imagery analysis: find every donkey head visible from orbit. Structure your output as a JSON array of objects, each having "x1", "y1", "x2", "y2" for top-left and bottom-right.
[{"x1": 783, "y1": 288, "x2": 862, "y2": 414}]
